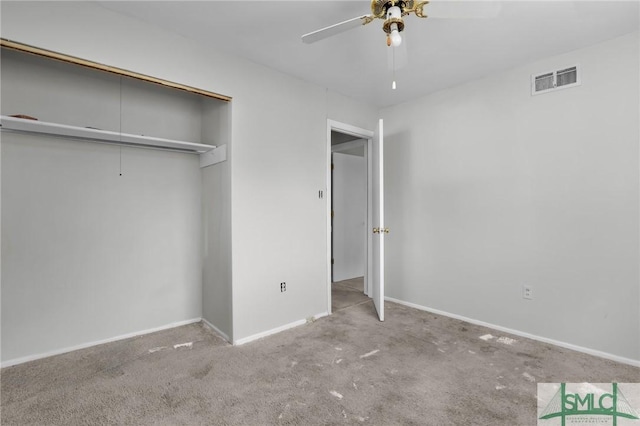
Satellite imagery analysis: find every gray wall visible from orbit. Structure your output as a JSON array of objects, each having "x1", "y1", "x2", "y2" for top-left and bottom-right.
[
  {"x1": 0, "y1": 46, "x2": 206, "y2": 364},
  {"x1": 381, "y1": 32, "x2": 640, "y2": 362},
  {"x1": 202, "y1": 100, "x2": 233, "y2": 340},
  {"x1": 1, "y1": 1, "x2": 377, "y2": 354},
  {"x1": 1, "y1": 1, "x2": 636, "y2": 364},
  {"x1": 1, "y1": 136, "x2": 203, "y2": 363},
  {"x1": 332, "y1": 152, "x2": 366, "y2": 282}
]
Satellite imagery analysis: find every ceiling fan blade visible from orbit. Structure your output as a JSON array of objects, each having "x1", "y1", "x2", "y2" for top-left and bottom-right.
[
  {"x1": 426, "y1": 1, "x2": 502, "y2": 19},
  {"x1": 302, "y1": 15, "x2": 373, "y2": 44}
]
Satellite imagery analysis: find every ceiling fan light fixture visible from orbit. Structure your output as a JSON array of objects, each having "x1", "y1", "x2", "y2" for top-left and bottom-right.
[
  {"x1": 383, "y1": 5, "x2": 404, "y2": 47},
  {"x1": 389, "y1": 24, "x2": 402, "y2": 47}
]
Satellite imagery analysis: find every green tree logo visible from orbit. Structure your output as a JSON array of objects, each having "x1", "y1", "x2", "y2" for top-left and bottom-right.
[{"x1": 539, "y1": 383, "x2": 639, "y2": 426}]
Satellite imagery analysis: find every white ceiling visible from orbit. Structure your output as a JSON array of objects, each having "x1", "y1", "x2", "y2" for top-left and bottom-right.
[{"x1": 97, "y1": 1, "x2": 639, "y2": 108}]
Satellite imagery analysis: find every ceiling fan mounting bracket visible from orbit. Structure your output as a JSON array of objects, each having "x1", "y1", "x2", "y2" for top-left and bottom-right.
[
  {"x1": 371, "y1": 0, "x2": 429, "y2": 19},
  {"x1": 372, "y1": 0, "x2": 405, "y2": 18}
]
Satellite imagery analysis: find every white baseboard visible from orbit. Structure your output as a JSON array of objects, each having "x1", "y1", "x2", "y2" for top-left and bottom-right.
[
  {"x1": 201, "y1": 317, "x2": 231, "y2": 343},
  {"x1": 1, "y1": 317, "x2": 202, "y2": 368},
  {"x1": 233, "y1": 312, "x2": 329, "y2": 346},
  {"x1": 385, "y1": 297, "x2": 640, "y2": 368}
]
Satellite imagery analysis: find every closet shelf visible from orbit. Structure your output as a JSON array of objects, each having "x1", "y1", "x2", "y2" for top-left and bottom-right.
[{"x1": 0, "y1": 115, "x2": 215, "y2": 154}]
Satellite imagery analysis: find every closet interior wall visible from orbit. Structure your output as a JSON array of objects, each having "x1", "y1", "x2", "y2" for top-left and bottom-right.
[{"x1": 1, "y1": 47, "x2": 229, "y2": 364}]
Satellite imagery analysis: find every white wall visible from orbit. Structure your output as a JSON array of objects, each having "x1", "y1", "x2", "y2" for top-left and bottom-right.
[
  {"x1": 1, "y1": 1, "x2": 378, "y2": 353},
  {"x1": 1, "y1": 136, "x2": 203, "y2": 363},
  {"x1": 0, "y1": 48, "x2": 206, "y2": 364},
  {"x1": 381, "y1": 32, "x2": 640, "y2": 362},
  {"x1": 2, "y1": 1, "x2": 636, "y2": 365},
  {"x1": 332, "y1": 152, "x2": 366, "y2": 282},
  {"x1": 202, "y1": 100, "x2": 233, "y2": 340}
]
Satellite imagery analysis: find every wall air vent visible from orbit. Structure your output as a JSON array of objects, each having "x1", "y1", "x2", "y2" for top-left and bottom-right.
[{"x1": 531, "y1": 64, "x2": 580, "y2": 95}]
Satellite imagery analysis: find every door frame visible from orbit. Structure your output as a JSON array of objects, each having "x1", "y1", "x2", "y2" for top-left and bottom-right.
[{"x1": 326, "y1": 119, "x2": 374, "y2": 314}]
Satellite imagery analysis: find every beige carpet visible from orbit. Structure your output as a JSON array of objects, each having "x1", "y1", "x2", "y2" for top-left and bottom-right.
[
  {"x1": 332, "y1": 277, "x2": 368, "y2": 311},
  {"x1": 1, "y1": 298, "x2": 638, "y2": 425}
]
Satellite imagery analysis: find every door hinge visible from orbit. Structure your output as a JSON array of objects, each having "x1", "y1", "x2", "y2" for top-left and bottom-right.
[
  {"x1": 331, "y1": 210, "x2": 334, "y2": 218},
  {"x1": 331, "y1": 163, "x2": 334, "y2": 170},
  {"x1": 332, "y1": 258, "x2": 334, "y2": 265}
]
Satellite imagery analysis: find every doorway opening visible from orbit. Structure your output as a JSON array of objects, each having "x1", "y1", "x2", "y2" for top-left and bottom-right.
[{"x1": 326, "y1": 120, "x2": 374, "y2": 314}]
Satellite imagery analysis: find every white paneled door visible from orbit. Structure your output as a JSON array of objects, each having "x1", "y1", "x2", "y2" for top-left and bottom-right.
[{"x1": 372, "y1": 119, "x2": 385, "y2": 321}]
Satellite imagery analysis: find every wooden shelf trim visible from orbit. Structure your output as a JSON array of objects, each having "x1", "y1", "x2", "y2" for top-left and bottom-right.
[{"x1": 1, "y1": 38, "x2": 232, "y2": 102}]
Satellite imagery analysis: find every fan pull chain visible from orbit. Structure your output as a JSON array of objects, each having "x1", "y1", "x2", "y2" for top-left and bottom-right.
[{"x1": 392, "y1": 47, "x2": 397, "y2": 90}]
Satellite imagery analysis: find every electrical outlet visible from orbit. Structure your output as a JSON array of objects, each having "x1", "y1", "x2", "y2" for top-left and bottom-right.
[
  {"x1": 280, "y1": 282, "x2": 286, "y2": 292},
  {"x1": 523, "y1": 285, "x2": 533, "y2": 300}
]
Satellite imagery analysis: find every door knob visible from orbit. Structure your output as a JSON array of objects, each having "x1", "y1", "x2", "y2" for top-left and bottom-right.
[{"x1": 373, "y1": 227, "x2": 390, "y2": 234}]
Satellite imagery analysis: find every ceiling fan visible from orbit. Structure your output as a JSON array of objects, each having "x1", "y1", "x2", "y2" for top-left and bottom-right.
[
  {"x1": 302, "y1": 0, "x2": 428, "y2": 48},
  {"x1": 301, "y1": 1, "x2": 501, "y2": 89}
]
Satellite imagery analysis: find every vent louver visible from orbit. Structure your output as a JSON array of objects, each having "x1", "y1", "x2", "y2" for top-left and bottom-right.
[
  {"x1": 532, "y1": 64, "x2": 580, "y2": 95},
  {"x1": 535, "y1": 72, "x2": 554, "y2": 92},
  {"x1": 556, "y1": 66, "x2": 578, "y2": 87}
]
